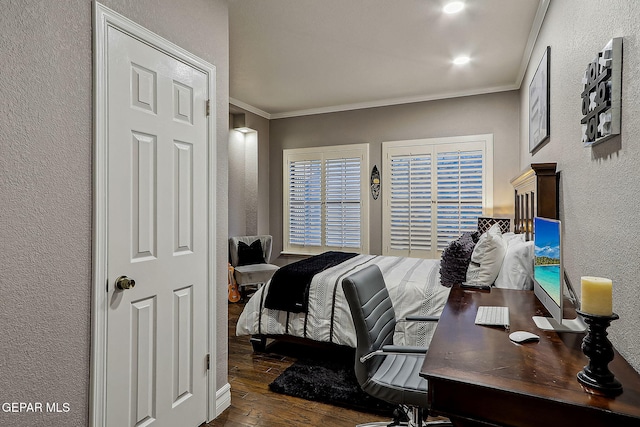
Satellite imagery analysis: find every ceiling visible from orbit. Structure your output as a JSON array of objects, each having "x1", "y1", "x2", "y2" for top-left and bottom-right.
[{"x1": 229, "y1": 0, "x2": 548, "y2": 119}]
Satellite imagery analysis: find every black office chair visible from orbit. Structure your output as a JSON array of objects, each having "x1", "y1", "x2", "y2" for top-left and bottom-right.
[{"x1": 342, "y1": 265, "x2": 452, "y2": 427}]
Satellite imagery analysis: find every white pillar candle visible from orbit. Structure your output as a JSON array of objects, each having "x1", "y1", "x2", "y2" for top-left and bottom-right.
[{"x1": 581, "y1": 276, "x2": 613, "y2": 316}]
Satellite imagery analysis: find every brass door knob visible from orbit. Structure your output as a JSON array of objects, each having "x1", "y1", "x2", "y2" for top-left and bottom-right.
[{"x1": 115, "y1": 276, "x2": 136, "y2": 290}]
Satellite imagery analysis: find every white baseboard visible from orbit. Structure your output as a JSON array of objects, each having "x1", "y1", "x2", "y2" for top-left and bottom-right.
[{"x1": 214, "y1": 383, "x2": 231, "y2": 418}]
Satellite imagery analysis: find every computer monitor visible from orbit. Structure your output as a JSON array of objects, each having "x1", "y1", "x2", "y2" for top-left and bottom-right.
[{"x1": 532, "y1": 217, "x2": 586, "y2": 332}]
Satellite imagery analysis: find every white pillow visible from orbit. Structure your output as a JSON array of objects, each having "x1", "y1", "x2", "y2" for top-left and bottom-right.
[
  {"x1": 494, "y1": 240, "x2": 534, "y2": 290},
  {"x1": 465, "y1": 223, "x2": 507, "y2": 286},
  {"x1": 502, "y1": 232, "x2": 525, "y2": 246}
]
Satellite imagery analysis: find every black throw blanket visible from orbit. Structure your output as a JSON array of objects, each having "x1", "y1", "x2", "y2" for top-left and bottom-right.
[{"x1": 264, "y1": 251, "x2": 358, "y2": 313}]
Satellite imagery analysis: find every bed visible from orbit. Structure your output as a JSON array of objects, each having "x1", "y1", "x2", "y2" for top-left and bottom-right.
[
  {"x1": 237, "y1": 163, "x2": 558, "y2": 351},
  {"x1": 236, "y1": 254, "x2": 450, "y2": 349}
]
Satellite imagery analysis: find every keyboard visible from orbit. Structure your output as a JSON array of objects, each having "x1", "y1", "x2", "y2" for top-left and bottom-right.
[{"x1": 475, "y1": 306, "x2": 510, "y2": 328}]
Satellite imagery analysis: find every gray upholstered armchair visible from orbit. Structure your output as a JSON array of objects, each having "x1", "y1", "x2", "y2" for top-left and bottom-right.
[
  {"x1": 342, "y1": 265, "x2": 452, "y2": 427},
  {"x1": 229, "y1": 235, "x2": 279, "y2": 300}
]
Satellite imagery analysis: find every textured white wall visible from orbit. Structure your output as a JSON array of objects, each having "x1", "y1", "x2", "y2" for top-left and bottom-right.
[
  {"x1": 270, "y1": 91, "x2": 521, "y2": 257},
  {"x1": 229, "y1": 127, "x2": 248, "y2": 236},
  {"x1": 0, "y1": 2, "x2": 92, "y2": 426},
  {"x1": 228, "y1": 108, "x2": 271, "y2": 239},
  {"x1": 520, "y1": 0, "x2": 640, "y2": 371},
  {"x1": 0, "y1": 1, "x2": 229, "y2": 426},
  {"x1": 228, "y1": 129, "x2": 259, "y2": 235},
  {"x1": 244, "y1": 131, "x2": 259, "y2": 235}
]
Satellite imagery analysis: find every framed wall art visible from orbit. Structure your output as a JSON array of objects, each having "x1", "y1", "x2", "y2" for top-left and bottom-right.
[{"x1": 529, "y1": 46, "x2": 550, "y2": 153}]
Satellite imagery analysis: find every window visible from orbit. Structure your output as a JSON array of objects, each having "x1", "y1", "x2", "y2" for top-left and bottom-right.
[
  {"x1": 283, "y1": 144, "x2": 369, "y2": 255},
  {"x1": 382, "y1": 135, "x2": 493, "y2": 259}
]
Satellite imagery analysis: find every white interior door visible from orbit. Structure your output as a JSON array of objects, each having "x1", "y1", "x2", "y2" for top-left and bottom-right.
[{"x1": 105, "y1": 26, "x2": 208, "y2": 427}]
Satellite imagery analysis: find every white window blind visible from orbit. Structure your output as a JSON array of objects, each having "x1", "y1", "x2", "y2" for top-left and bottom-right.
[
  {"x1": 388, "y1": 153, "x2": 432, "y2": 253},
  {"x1": 283, "y1": 144, "x2": 369, "y2": 255},
  {"x1": 435, "y1": 149, "x2": 484, "y2": 251},
  {"x1": 288, "y1": 159, "x2": 322, "y2": 247},
  {"x1": 383, "y1": 135, "x2": 493, "y2": 259},
  {"x1": 325, "y1": 157, "x2": 361, "y2": 248}
]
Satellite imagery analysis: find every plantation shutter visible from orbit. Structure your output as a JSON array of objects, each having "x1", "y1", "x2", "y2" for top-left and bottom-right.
[
  {"x1": 325, "y1": 157, "x2": 361, "y2": 248},
  {"x1": 388, "y1": 152, "x2": 432, "y2": 256},
  {"x1": 283, "y1": 144, "x2": 369, "y2": 255},
  {"x1": 288, "y1": 159, "x2": 322, "y2": 247},
  {"x1": 435, "y1": 149, "x2": 484, "y2": 251},
  {"x1": 383, "y1": 136, "x2": 492, "y2": 259}
]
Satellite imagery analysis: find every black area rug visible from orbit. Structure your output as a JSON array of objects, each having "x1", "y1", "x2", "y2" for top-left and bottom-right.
[{"x1": 268, "y1": 344, "x2": 396, "y2": 416}]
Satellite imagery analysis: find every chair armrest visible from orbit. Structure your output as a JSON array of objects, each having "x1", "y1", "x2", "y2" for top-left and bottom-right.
[
  {"x1": 406, "y1": 315, "x2": 440, "y2": 322},
  {"x1": 359, "y1": 345, "x2": 428, "y2": 363},
  {"x1": 397, "y1": 315, "x2": 440, "y2": 323},
  {"x1": 382, "y1": 345, "x2": 428, "y2": 353}
]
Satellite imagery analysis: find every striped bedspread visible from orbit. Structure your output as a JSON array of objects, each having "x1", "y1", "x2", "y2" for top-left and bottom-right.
[{"x1": 236, "y1": 254, "x2": 451, "y2": 348}]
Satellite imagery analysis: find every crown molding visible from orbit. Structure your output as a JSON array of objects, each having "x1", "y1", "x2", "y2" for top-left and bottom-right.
[
  {"x1": 229, "y1": 97, "x2": 271, "y2": 119},
  {"x1": 269, "y1": 84, "x2": 518, "y2": 119},
  {"x1": 515, "y1": 0, "x2": 551, "y2": 88},
  {"x1": 230, "y1": 84, "x2": 520, "y2": 121}
]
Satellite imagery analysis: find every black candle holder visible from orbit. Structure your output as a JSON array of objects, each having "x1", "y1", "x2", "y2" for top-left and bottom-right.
[{"x1": 576, "y1": 310, "x2": 622, "y2": 396}]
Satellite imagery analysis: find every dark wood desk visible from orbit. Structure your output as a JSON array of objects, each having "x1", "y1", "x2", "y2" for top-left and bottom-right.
[{"x1": 420, "y1": 285, "x2": 640, "y2": 427}]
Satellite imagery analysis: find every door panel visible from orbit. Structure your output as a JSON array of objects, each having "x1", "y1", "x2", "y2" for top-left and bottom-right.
[
  {"x1": 106, "y1": 26, "x2": 208, "y2": 427},
  {"x1": 174, "y1": 141, "x2": 193, "y2": 254},
  {"x1": 132, "y1": 131, "x2": 157, "y2": 261},
  {"x1": 131, "y1": 297, "x2": 157, "y2": 426},
  {"x1": 172, "y1": 286, "x2": 193, "y2": 404}
]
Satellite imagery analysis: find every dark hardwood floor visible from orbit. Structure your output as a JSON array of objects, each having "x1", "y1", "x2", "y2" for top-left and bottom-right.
[{"x1": 204, "y1": 301, "x2": 388, "y2": 427}]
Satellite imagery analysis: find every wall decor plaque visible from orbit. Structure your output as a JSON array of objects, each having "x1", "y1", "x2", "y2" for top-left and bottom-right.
[
  {"x1": 370, "y1": 165, "x2": 380, "y2": 200},
  {"x1": 581, "y1": 38, "x2": 623, "y2": 146}
]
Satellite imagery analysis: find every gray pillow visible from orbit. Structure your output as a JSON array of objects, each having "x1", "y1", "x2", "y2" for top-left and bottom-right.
[{"x1": 440, "y1": 232, "x2": 479, "y2": 287}]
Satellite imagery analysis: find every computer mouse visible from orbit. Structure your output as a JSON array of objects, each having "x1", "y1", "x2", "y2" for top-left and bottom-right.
[{"x1": 509, "y1": 331, "x2": 540, "y2": 343}]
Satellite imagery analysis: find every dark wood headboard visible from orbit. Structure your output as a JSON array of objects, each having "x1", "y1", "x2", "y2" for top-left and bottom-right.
[{"x1": 510, "y1": 163, "x2": 558, "y2": 241}]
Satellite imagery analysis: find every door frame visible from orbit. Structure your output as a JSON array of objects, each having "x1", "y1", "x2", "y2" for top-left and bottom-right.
[{"x1": 90, "y1": 3, "x2": 218, "y2": 426}]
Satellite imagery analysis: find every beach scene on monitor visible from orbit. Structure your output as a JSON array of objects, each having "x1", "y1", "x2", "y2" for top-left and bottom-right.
[{"x1": 534, "y1": 218, "x2": 561, "y2": 306}]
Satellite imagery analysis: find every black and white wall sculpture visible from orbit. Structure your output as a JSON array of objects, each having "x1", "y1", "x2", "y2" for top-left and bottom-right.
[{"x1": 581, "y1": 38, "x2": 623, "y2": 147}]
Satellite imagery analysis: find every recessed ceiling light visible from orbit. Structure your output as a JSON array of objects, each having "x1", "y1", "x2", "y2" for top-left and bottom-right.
[
  {"x1": 443, "y1": 1, "x2": 465, "y2": 14},
  {"x1": 453, "y1": 56, "x2": 470, "y2": 65}
]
